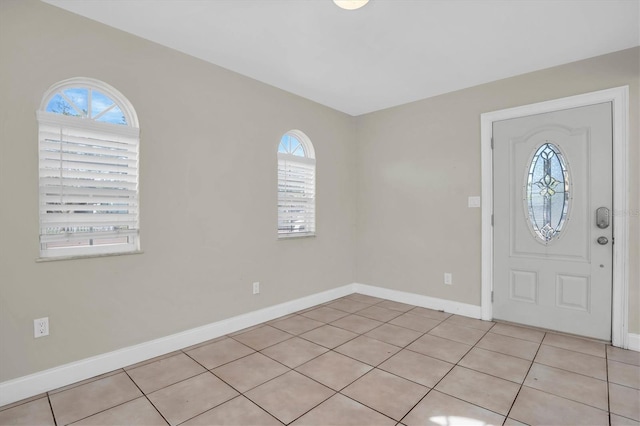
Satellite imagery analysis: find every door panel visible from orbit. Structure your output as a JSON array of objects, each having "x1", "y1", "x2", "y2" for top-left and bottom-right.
[{"x1": 493, "y1": 103, "x2": 613, "y2": 340}]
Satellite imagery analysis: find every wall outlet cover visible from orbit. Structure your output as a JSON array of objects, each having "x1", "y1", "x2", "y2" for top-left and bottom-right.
[{"x1": 34, "y1": 317, "x2": 49, "y2": 338}]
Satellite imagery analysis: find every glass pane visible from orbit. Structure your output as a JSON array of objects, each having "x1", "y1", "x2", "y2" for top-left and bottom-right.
[
  {"x1": 95, "y1": 104, "x2": 127, "y2": 125},
  {"x1": 278, "y1": 135, "x2": 290, "y2": 153},
  {"x1": 279, "y1": 134, "x2": 305, "y2": 157},
  {"x1": 46, "y1": 94, "x2": 81, "y2": 117},
  {"x1": 63, "y1": 88, "x2": 88, "y2": 116},
  {"x1": 289, "y1": 138, "x2": 302, "y2": 156},
  {"x1": 526, "y1": 142, "x2": 570, "y2": 242},
  {"x1": 90, "y1": 90, "x2": 114, "y2": 119}
]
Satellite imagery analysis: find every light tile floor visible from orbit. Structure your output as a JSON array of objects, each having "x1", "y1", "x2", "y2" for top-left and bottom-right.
[{"x1": 1, "y1": 293, "x2": 639, "y2": 425}]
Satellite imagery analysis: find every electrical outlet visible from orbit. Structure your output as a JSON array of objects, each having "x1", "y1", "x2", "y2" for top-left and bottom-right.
[
  {"x1": 253, "y1": 282, "x2": 260, "y2": 295},
  {"x1": 444, "y1": 273, "x2": 452, "y2": 285},
  {"x1": 34, "y1": 317, "x2": 49, "y2": 338}
]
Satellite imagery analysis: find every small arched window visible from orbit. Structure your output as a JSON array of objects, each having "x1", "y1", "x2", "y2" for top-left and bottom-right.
[
  {"x1": 277, "y1": 130, "x2": 316, "y2": 238},
  {"x1": 37, "y1": 78, "x2": 140, "y2": 258}
]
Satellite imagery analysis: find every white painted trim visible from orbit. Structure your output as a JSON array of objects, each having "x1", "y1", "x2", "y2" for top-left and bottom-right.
[
  {"x1": 39, "y1": 77, "x2": 139, "y2": 128},
  {"x1": 10, "y1": 278, "x2": 629, "y2": 407},
  {"x1": 0, "y1": 282, "x2": 487, "y2": 406},
  {"x1": 628, "y1": 333, "x2": 640, "y2": 352},
  {"x1": 353, "y1": 283, "x2": 482, "y2": 319},
  {"x1": 480, "y1": 86, "x2": 630, "y2": 348},
  {"x1": 281, "y1": 129, "x2": 316, "y2": 159},
  {"x1": 0, "y1": 284, "x2": 354, "y2": 407}
]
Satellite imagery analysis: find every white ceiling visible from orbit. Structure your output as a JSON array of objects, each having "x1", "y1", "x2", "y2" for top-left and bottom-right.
[{"x1": 44, "y1": 0, "x2": 639, "y2": 116}]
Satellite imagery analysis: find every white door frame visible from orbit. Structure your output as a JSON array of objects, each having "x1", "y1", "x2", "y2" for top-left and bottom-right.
[{"x1": 480, "y1": 86, "x2": 630, "y2": 348}]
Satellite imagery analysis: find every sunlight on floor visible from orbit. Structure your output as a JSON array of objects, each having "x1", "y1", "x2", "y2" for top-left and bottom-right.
[{"x1": 430, "y1": 416, "x2": 492, "y2": 426}]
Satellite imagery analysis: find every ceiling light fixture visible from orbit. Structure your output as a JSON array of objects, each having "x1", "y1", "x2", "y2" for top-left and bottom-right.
[{"x1": 333, "y1": 0, "x2": 369, "y2": 10}]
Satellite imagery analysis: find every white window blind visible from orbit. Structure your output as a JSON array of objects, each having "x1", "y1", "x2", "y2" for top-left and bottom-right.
[
  {"x1": 37, "y1": 112, "x2": 140, "y2": 257},
  {"x1": 277, "y1": 130, "x2": 316, "y2": 238}
]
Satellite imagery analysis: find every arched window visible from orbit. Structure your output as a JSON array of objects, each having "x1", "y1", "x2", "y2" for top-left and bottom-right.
[
  {"x1": 277, "y1": 130, "x2": 316, "y2": 237},
  {"x1": 37, "y1": 78, "x2": 140, "y2": 258}
]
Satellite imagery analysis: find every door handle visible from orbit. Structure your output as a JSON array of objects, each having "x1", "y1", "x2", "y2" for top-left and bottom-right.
[
  {"x1": 596, "y1": 207, "x2": 610, "y2": 229},
  {"x1": 597, "y1": 236, "x2": 608, "y2": 245}
]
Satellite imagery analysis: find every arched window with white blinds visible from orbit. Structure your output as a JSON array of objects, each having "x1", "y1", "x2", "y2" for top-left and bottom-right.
[
  {"x1": 37, "y1": 78, "x2": 140, "y2": 258},
  {"x1": 277, "y1": 130, "x2": 316, "y2": 238}
]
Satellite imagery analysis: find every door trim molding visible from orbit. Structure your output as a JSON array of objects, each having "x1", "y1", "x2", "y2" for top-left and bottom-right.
[{"x1": 480, "y1": 86, "x2": 630, "y2": 348}]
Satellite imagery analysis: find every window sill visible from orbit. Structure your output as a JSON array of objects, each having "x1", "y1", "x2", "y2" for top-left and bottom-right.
[
  {"x1": 278, "y1": 233, "x2": 316, "y2": 240},
  {"x1": 36, "y1": 250, "x2": 144, "y2": 263}
]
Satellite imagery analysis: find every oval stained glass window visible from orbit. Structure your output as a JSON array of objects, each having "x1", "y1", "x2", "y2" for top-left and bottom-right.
[{"x1": 526, "y1": 142, "x2": 570, "y2": 242}]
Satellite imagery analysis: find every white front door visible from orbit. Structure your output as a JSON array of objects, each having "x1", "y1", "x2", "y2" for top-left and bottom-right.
[{"x1": 492, "y1": 102, "x2": 613, "y2": 341}]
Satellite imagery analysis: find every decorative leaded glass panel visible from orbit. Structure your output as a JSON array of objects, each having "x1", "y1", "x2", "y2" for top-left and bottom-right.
[{"x1": 526, "y1": 142, "x2": 570, "y2": 242}]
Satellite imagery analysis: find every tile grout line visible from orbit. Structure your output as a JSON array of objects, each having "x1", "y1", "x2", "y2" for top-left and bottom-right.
[
  {"x1": 278, "y1": 392, "x2": 336, "y2": 425},
  {"x1": 121, "y1": 368, "x2": 171, "y2": 426},
  {"x1": 238, "y1": 306, "x2": 373, "y2": 425},
  {"x1": 207, "y1": 345, "x2": 337, "y2": 421},
  {"x1": 181, "y1": 349, "x2": 292, "y2": 399},
  {"x1": 532, "y1": 354, "x2": 610, "y2": 382},
  {"x1": 181, "y1": 340, "x2": 257, "y2": 371},
  {"x1": 56, "y1": 392, "x2": 155, "y2": 425},
  {"x1": 397, "y1": 322, "x2": 500, "y2": 424},
  {"x1": 319, "y1": 303, "x2": 532, "y2": 424},
  {"x1": 331, "y1": 392, "x2": 399, "y2": 424},
  {"x1": 262, "y1": 300, "x2": 433, "y2": 424},
  {"x1": 399, "y1": 315, "x2": 506, "y2": 423},
  {"x1": 324, "y1": 326, "x2": 432, "y2": 370},
  {"x1": 606, "y1": 344, "x2": 612, "y2": 426},
  {"x1": 5, "y1": 296, "x2": 635, "y2": 423},
  {"x1": 174, "y1": 353, "x2": 278, "y2": 423},
  {"x1": 521, "y1": 358, "x2": 614, "y2": 413},
  {"x1": 140, "y1": 348, "x2": 285, "y2": 425},
  {"x1": 46, "y1": 394, "x2": 58, "y2": 426},
  {"x1": 240, "y1": 309, "x2": 388, "y2": 423},
  {"x1": 129, "y1": 363, "x2": 209, "y2": 399},
  {"x1": 127, "y1": 354, "x2": 279, "y2": 424},
  {"x1": 541, "y1": 341, "x2": 610, "y2": 358},
  {"x1": 606, "y1": 353, "x2": 640, "y2": 368},
  {"x1": 477, "y1": 341, "x2": 614, "y2": 384},
  {"x1": 47, "y1": 371, "x2": 156, "y2": 426},
  {"x1": 46, "y1": 369, "x2": 124, "y2": 397},
  {"x1": 174, "y1": 394, "x2": 284, "y2": 426},
  {"x1": 0, "y1": 394, "x2": 49, "y2": 415},
  {"x1": 308, "y1": 305, "x2": 450, "y2": 425},
  {"x1": 503, "y1": 331, "x2": 546, "y2": 424},
  {"x1": 178, "y1": 302, "x2": 391, "y2": 413},
  {"x1": 284, "y1": 327, "x2": 414, "y2": 424}
]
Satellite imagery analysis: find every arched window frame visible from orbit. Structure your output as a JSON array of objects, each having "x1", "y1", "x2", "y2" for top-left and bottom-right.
[
  {"x1": 37, "y1": 77, "x2": 140, "y2": 259},
  {"x1": 277, "y1": 130, "x2": 316, "y2": 238}
]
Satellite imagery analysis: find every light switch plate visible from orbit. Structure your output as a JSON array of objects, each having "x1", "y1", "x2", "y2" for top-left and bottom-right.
[{"x1": 468, "y1": 196, "x2": 481, "y2": 208}]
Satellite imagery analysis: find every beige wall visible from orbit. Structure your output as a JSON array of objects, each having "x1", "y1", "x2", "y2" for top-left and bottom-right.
[
  {"x1": 1, "y1": 0, "x2": 638, "y2": 386},
  {"x1": 355, "y1": 47, "x2": 639, "y2": 334},
  {"x1": 0, "y1": 1, "x2": 357, "y2": 382}
]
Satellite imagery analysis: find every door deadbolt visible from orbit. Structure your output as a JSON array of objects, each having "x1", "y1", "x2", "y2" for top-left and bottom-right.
[
  {"x1": 597, "y1": 236, "x2": 608, "y2": 245},
  {"x1": 596, "y1": 207, "x2": 610, "y2": 229}
]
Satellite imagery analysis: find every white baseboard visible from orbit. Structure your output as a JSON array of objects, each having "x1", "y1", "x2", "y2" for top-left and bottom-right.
[
  {"x1": 353, "y1": 283, "x2": 640, "y2": 353},
  {"x1": 353, "y1": 283, "x2": 482, "y2": 318},
  {"x1": 628, "y1": 333, "x2": 640, "y2": 352},
  {"x1": 0, "y1": 284, "x2": 354, "y2": 407},
  {"x1": 2, "y1": 282, "x2": 634, "y2": 407}
]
